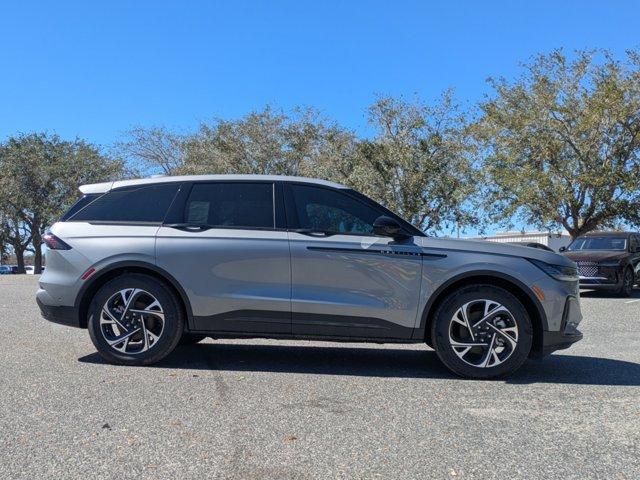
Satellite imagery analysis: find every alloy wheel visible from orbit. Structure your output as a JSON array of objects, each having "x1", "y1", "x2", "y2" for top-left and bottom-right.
[
  {"x1": 448, "y1": 299, "x2": 519, "y2": 368},
  {"x1": 100, "y1": 288, "x2": 165, "y2": 354}
]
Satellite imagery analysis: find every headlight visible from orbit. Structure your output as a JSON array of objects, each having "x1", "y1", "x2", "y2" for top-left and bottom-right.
[{"x1": 528, "y1": 259, "x2": 578, "y2": 282}]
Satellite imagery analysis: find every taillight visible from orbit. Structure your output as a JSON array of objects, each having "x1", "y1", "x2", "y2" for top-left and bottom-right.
[{"x1": 43, "y1": 233, "x2": 72, "y2": 250}]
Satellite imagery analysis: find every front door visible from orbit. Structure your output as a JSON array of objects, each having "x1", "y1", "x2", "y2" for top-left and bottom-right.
[
  {"x1": 156, "y1": 181, "x2": 291, "y2": 334},
  {"x1": 284, "y1": 183, "x2": 423, "y2": 339}
]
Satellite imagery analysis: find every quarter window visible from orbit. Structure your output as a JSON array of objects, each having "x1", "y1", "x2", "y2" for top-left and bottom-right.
[
  {"x1": 61, "y1": 193, "x2": 101, "y2": 221},
  {"x1": 68, "y1": 183, "x2": 180, "y2": 223},
  {"x1": 289, "y1": 185, "x2": 382, "y2": 235},
  {"x1": 184, "y1": 183, "x2": 274, "y2": 229}
]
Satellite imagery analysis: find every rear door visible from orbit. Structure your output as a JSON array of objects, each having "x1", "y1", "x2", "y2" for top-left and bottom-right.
[
  {"x1": 155, "y1": 181, "x2": 291, "y2": 334},
  {"x1": 284, "y1": 183, "x2": 423, "y2": 339}
]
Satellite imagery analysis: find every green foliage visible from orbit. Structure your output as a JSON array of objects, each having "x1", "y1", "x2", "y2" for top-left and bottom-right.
[{"x1": 475, "y1": 49, "x2": 640, "y2": 238}]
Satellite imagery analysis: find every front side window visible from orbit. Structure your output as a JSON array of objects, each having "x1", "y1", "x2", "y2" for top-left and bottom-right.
[
  {"x1": 567, "y1": 236, "x2": 628, "y2": 251},
  {"x1": 289, "y1": 185, "x2": 383, "y2": 235},
  {"x1": 184, "y1": 182, "x2": 274, "y2": 229},
  {"x1": 69, "y1": 183, "x2": 180, "y2": 223}
]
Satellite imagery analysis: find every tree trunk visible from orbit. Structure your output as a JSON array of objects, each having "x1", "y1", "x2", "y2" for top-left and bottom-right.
[
  {"x1": 14, "y1": 246, "x2": 25, "y2": 274},
  {"x1": 32, "y1": 227, "x2": 43, "y2": 274}
]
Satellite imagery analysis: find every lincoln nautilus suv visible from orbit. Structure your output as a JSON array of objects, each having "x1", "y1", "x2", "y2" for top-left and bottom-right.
[{"x1": 37, "y1": 175, "x2": 583, "y2": 379}]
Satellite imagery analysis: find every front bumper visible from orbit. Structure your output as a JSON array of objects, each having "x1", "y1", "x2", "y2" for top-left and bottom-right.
[
  {"x1": 539, "y1": 295, "x2": 583, "y2": 356},
  {"x1": 577, "y1": 264, "x2": 622, "y2": 289},
  {"x1": 578, "y1": 278, "x2": 621, "y2": 290},
  {"x1": 541, "y1": 324, "x2": 583, "y2": 355}
]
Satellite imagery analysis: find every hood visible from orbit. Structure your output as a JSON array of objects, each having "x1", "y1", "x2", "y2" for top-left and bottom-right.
[
  {"x1": 415, "y1": 237, "x2": 574, "y2": 266},
  {"x1": 561, "y1": 250, "x2": 628, "y2": 263}
]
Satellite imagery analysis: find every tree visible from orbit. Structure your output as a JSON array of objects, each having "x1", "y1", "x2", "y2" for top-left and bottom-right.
[
  {"x1": 475, "y1": 49, "x2": 640, "y2": 239},
  {"x1": 312, "y1": 93, "x2": 478, "y2": 233},
  {"x1": 114, "y1": 99, "x2": 478, "y2": 234},
  {"x1": 0, "y1": 213, "x2": 31, "y2": 272},
  {"x1": 180, "y1": 106, "x2": 333, "y2": 176},
  {"x1": 0, "y1": 133, "x2": 124, "y2": 273},
  {"x1": 116, "y1": 126, "x2": 185, "y2": 175}
]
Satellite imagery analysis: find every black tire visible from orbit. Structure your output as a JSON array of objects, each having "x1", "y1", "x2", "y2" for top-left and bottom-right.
[
  {"x1": 617, "y1": 268, "x2": 634, "y2": 297},
  {"x1": 431, "y1": 284, "x2": 533, "y2": 379},
  {"x1": 178, "y1": 333, "x2": 207, "y2": 346},
  {"x1": 87, "y1": 274, "x2": 184, "y2": 366}
]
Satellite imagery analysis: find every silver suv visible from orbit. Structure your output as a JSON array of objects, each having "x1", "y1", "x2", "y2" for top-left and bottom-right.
[{"x1": 37, "y1": 175, "x2": 583, "y2": 379}]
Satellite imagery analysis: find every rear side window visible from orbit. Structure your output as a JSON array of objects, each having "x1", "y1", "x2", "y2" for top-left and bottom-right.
[
  {"x1": 184, "y1": 182, "x2": 274, "y2": 229},
  {"x1": 68, "y1": 183, "x2": 180, "y2": 223}
]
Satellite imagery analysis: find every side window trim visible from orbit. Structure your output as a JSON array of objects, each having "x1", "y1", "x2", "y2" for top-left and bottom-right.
[{"x1": 170, "y1": 181, "x2": 279, "y2": 231}]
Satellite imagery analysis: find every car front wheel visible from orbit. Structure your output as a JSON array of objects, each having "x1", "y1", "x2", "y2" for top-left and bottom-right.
[
  {"x1": 617, "y1": 268, "x2": 634, "y2": 297},
  {"x1": 431, "y1": 284, "x2": 533, "y2": 379},
  {"x1": 87, "y1": 274, "x2": 184, "y2": 366}
]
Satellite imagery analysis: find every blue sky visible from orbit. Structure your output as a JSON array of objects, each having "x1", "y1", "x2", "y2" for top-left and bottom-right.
[{"x1": 1, "y1": 1, "x2": 638, "y2": 146}]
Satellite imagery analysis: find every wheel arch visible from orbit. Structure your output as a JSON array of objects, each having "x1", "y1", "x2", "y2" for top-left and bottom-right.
[
  {"x1": 75, "y1": 261, "x2": 194, "y2": 330},
  {"x1": 417, "y1": 271, "x2": 547, "y2": 356}
]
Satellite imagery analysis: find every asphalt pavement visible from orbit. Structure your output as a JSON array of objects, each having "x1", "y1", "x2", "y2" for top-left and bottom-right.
[{"x1": 0, "y1": 275, "x2": 638, "y2": 479}]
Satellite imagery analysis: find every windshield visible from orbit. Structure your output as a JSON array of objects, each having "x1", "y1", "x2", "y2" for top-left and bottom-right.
[{"x1": 567, "y1": 237, "x2": 627, "y2": 251}]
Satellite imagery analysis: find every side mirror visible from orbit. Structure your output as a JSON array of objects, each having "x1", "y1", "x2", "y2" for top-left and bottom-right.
[
  {"x1": 373, "y1": 216, "x2": 406, "y2": 239},
  {"x1": 559, "y1": 246, "x2": 567, "y2": 252}
]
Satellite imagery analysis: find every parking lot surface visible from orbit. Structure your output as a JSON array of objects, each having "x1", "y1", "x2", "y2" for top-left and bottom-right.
[{"x1": 1, "y1": 275, "x2": 639, "y2": 479}]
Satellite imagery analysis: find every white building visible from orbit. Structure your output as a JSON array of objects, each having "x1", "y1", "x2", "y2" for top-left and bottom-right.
[{"x1": 469, "y1": 231, "x2": 572, "y2": 252}]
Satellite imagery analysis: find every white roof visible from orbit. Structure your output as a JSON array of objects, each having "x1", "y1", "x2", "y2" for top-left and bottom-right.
[{"x1": 79, "y1": 174, "x2": 348, "y2": 194}]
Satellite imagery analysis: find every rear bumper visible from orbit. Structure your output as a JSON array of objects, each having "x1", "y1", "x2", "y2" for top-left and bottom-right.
[{"x1": 36, "y1": 294, "x2": 81, "y2": 328}]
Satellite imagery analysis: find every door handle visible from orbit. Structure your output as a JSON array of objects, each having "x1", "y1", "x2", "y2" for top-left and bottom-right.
[
  {"x1": 164, "y1": 223, "x2": 211, "y2": 232},
  {"x1": 292, "y1": 229, "x2": 335, "y2": 237}
]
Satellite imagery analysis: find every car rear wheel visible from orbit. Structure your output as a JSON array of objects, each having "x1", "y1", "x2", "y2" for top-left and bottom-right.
[
  {"x1": 431, "y1": 284, "x2": 533, "y2": 379},
  {"x1": 617, "y1": 268, "x2": 634, "y2": 297},
  {"x1": 87, "y1": 274, "x2": 184, "y2": 366}
]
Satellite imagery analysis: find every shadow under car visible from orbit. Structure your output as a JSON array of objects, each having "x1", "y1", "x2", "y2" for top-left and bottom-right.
[{"x1": 79, "y1": 342, "x2": 640, "y2": 386}]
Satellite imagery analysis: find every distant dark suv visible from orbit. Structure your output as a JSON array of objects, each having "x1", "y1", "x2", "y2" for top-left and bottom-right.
[{"x1": 561, "y1": 231, "x2": 640, "y2": 296}]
